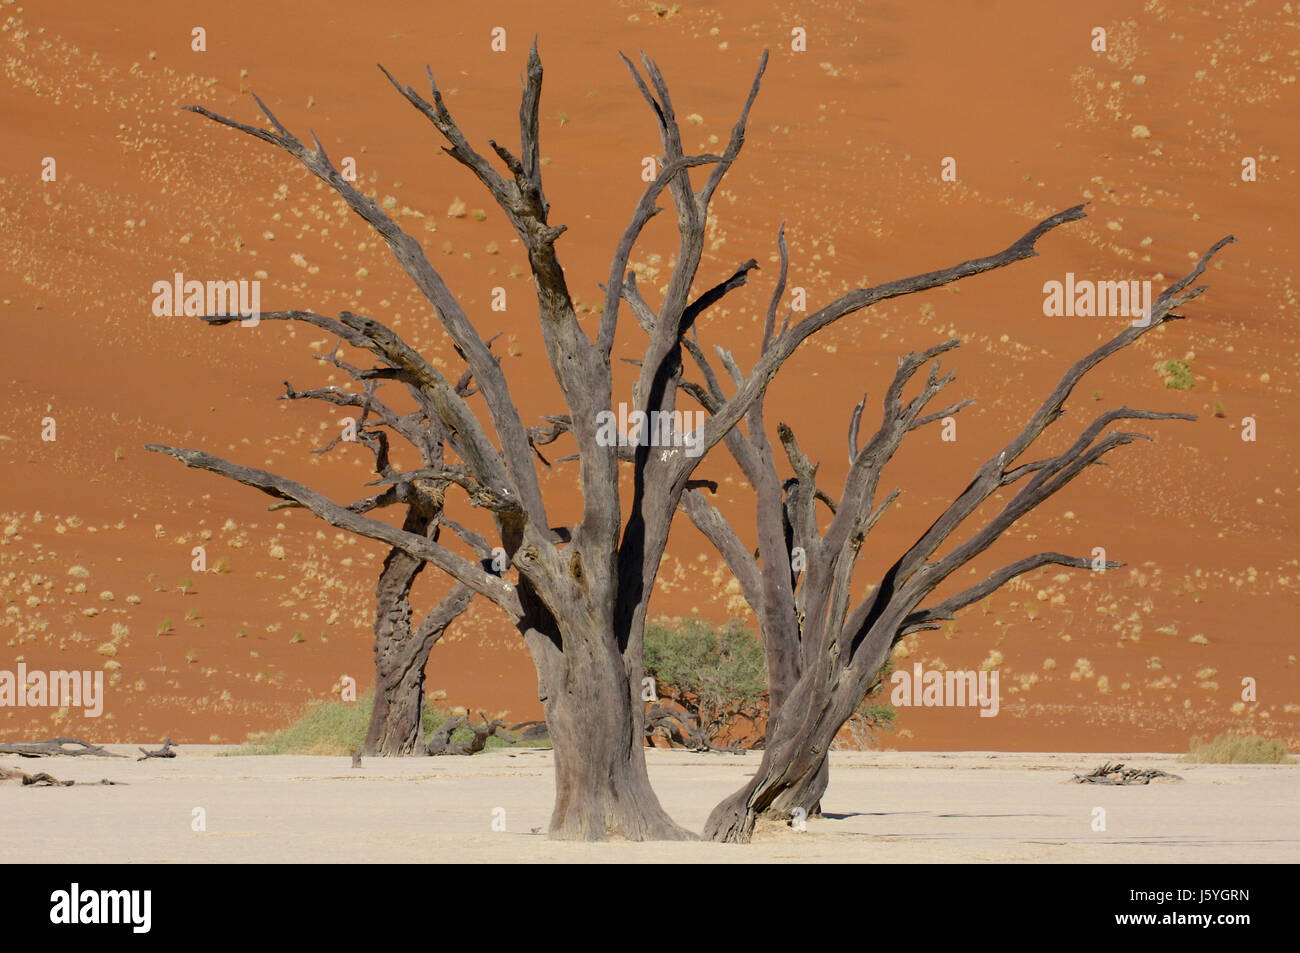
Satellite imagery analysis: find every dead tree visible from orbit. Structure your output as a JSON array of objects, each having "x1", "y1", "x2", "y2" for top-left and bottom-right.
[
  {"x1": 280, "y1": 365, "x2": 482, "y2": 756},
  {"x1": 691, "y1": 237, "x2": 1233, "y2": 842},
  {"x1": 223, "y1": 343, "x2": 477, "y2": 756},
  {"x1": 148, "y1": 42, "x2": 1086, "y2": 840}
]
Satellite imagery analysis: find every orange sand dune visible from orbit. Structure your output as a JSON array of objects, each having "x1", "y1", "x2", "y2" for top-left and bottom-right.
[{"x1": 1, "y1": 0, "x2": 1296, "y2": 750}]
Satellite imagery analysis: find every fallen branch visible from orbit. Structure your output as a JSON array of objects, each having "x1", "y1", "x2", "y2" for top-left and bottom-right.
[
  {"x1": 137, "y1": 738, "x2": 178, "y2": 761},
  {"x1": 0, "y1": 738, "x2": 123, "y2": 759},
  {"x1": 1072, "y1": 761, "x2": 1183, "y2": 784},
  {"x1": 426, "y1": 711, "x2": 517, "y2": 756},
  {"x1": 1, "y1": 766, "x2": 121, "y2": 786},
  {"x1": 645, "y1": 704, "x2": 745, "y2": 755}
]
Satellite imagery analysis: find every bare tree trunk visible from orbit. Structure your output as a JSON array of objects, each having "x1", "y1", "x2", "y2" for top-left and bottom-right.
[
  {"x1": 760, "y1": 633, "x2": 827, "y2": 816},
  {"x1": 363, "y1": 507, "x2": 473, "y2": 757},
  {"x1": 365, "y1": 583, "x2": 473, "y2": 755},
  {"x1": 524, "y1": 600, "x2": 694, "y2": 841},
  {"x1": 365, "y1": 631, "x2": 431, "y2": 757},
  {"x1": 364, "y1": 536, "x2": 428, "y2": 756},
  {"x1": 705, "y1": 674, "x2": 861, "y2": 841}
]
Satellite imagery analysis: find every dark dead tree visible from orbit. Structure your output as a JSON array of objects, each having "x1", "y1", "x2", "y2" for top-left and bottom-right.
[
  {"x1": 147, "y1": 41, "x2": 1086, "y2": 840},
  {"x1": 277, "y1": 354, "x2": 481, "y2": 757},
  {"x1": 688, "y1": 236, "x2": 1233, "y2": 842},
  {"x1": 179, "y1": 334, "x2": 478, "y2": 756}
]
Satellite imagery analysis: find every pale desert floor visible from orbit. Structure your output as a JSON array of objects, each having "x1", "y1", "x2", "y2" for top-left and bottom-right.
[{"x1": 2, "y1": 748, "x2": 1295, "y2": 863}]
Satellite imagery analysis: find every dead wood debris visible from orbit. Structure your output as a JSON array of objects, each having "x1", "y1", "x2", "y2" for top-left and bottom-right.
[
  {"x1": 0, "y1": 737, "x2": 123, "y2": 758},
  {"x1": 645, "y1": 703, "x2": 745, "y2": 754},
  {"x1": 1072, "y1": 761, "x2": 1182, "y2": 784},
  {"x1": 426, "y1": 711, "x2": 517, "y2": 756},
  {"x1": 1, "y1": 766, "x2": 121, "y2": 786},
  {"x1": 137, "y1": 738, "x2": 178, "y2": 761}
]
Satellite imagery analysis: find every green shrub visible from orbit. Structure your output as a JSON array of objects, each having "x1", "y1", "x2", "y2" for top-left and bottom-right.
[
  {"x1": 644, "y1": 617, "x2": 899, "y2": 747},
  {"x1": 645, "y1": 618, "x2": 766, "y2": 704},
  {"x1": 1184, "y1": 733, "x2": 1290, "y2": 764},
  {"x1": 1155, "y1": 358, "x2": 1195, "y2": 389},
  {"x1": 644, "y1": 617, "x2": 766, "y2": 740}
]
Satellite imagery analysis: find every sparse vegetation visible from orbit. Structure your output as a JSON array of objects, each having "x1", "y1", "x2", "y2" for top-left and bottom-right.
[
  {"x1": 1184, "y1": 733, "x2": 1290, "y2": 764},
  {"x1": 1154, "y1": 357, "x2": 1195, "y2": 389},
  {"x1": 644, "y1": 617, "x2": 766, "y2": 744},
  {"x1": 227, "y1": 694, "x2": 538, "y2": 756}
]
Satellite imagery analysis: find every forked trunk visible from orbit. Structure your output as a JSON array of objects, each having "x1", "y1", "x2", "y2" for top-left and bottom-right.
[{"x1": 362, "y1": 527, "x2": 472, "y2": 757}]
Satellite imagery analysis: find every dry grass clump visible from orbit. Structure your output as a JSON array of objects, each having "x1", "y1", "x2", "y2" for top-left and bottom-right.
[{"x1": 1184, "y1": 733, "x2": 1290, "y2": 764}]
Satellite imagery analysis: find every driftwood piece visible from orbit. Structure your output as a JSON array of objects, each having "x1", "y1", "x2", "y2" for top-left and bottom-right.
[
  {"x1": 1, "y1": 766, "x2": 121, "y2": 786},
  {"x1": 1072, "y1": 761, "x2": 1183, "y2": 785},
  {"x1": 137, "y1": 738, "x2": 178, "y2": 761},
  {"x1": 426, "y1": 711, "x2": 516, "y2": 756},
  {"x1": 0, "y1": 738, "x2": 123, "y2": 759}
]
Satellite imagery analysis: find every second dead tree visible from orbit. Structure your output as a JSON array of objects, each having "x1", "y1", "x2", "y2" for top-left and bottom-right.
[{"x1": 687, "y1": 236, "x2": 1233, "y2": 842}]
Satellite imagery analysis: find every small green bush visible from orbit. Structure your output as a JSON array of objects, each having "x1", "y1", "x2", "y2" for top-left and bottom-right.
[
  {"x1": 644, "y1": 617, "x2": 768, "y2": 743},
  {"x1": 1155, "y1": 358, "x2": 1195, "y2": 389},
  {"x1": 644, "y1": 617, "x2": 898, "y2": 747},
  {"x1": 644, "y1": 617, "x2": 766, "y2": 715},
  {"x1": 1184, "y1": 732, "x2": 1290, "y2": 764}
]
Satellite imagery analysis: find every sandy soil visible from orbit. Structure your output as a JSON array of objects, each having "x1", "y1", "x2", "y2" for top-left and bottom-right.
[
  {"x1": 0, "y1": 0, "x2": 1296, "y2": 753},
  {"x1": 2, "y1": 747, "x2": 1295, "y2": 862}
]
